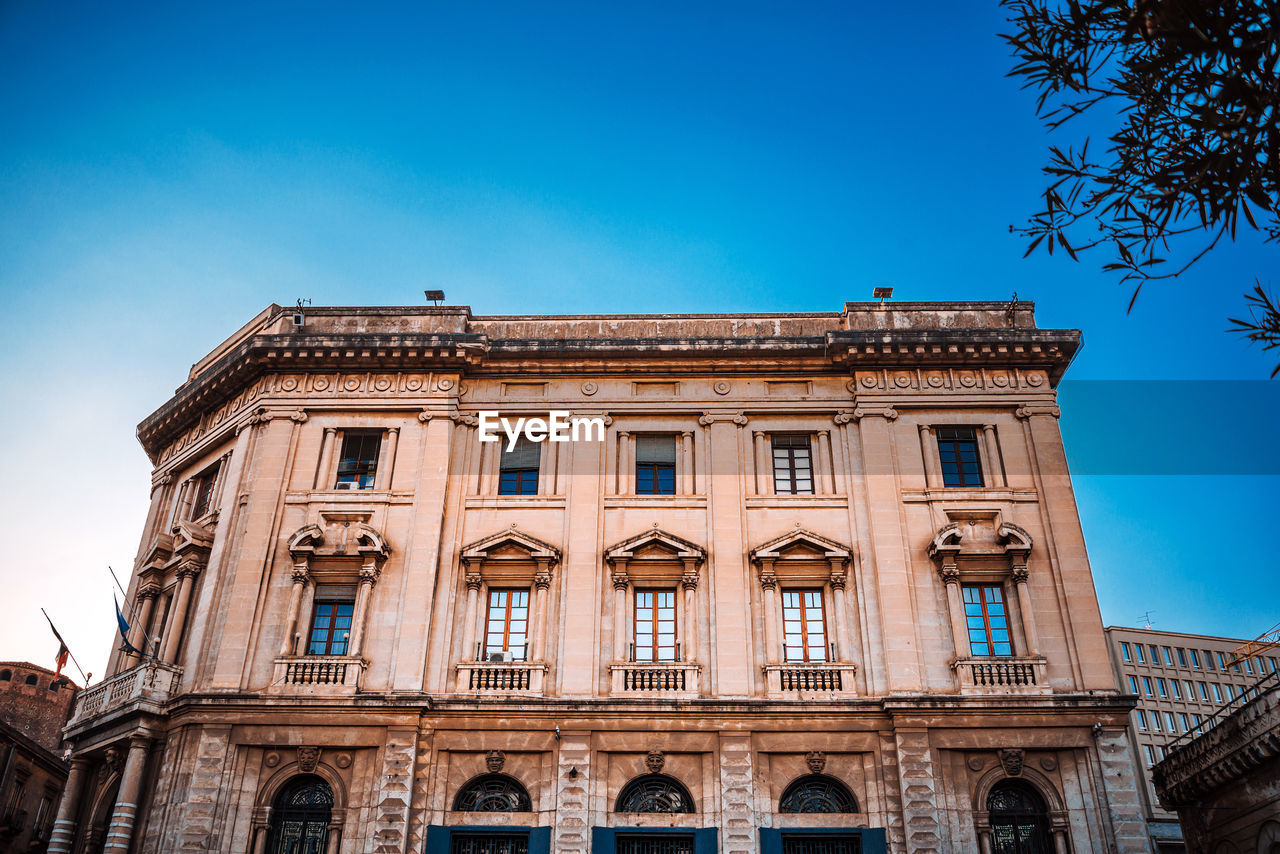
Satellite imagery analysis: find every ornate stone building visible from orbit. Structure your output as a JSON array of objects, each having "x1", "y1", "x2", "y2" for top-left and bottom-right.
[
  {"x1": 0, "y1": 661, "x2": 79, "y2": 851},
  {"x1": 55, "y1": 301, "x2": 1149, "y2": 854}
]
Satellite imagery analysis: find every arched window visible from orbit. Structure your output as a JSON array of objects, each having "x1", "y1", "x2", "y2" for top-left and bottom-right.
[
  {"x1": 24, "y1": 674, "x2": 38, "y2": 686},
  {"x1": 987, "y1": 779, "x2": 1051, "y2": 854},
  {"x1": 779, "y1": 775, "x2": 858, "y2": 813},
  {"x1": 453, "y1": 774, "x2": 532, "y2": 812},
  {"x1": 0, "y1": 669, "x2": 11, "y2": 681},
  {"x1": 267, "y1": 775, "x2": 333, "y2": 854},
  {"x1": 615, "y1": 774, "x2": 695, "y2": 813}
]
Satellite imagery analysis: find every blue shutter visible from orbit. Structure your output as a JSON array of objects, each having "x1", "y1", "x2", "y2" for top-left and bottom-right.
[{"x1": 426, "y1": 825, "x2": 450, "y2": 854}]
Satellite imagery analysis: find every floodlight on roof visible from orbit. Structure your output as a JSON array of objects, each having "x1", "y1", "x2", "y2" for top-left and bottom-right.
[{"x1": 424, "y1": 289, "x2": 445, "y2": 306}]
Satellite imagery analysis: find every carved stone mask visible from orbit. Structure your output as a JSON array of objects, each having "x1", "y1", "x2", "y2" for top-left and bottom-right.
[
  {"x1": 645, "y1": 750, "x2": 665, "y2": 774},
  {"x1": 998, "y1": 748, "x2": 1024, "y2": 777},
  {"x1": 486, "y1": 750, "x2": 505, "y2": 773},
  {"x1": 805, "y1": 751, "x2": 826, "y2": 774},
  {"x1": 298, "y1": 746, "x2": 320, "y2": 773}
]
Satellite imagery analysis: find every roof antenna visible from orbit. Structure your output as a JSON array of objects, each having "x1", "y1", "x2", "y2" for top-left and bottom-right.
[
  {"x1": 1139, "y1": 610, "x2": 1156, "y2": 630},
  {"x1": 425, "y1": 289, "x2": 445, "y2": 306},
  {"x1": 292, "y1": 298, "x2": 311, "y2": 329},
  {"x1": 1006, "y1": 291, "x2": 1019, "y2": 325}
]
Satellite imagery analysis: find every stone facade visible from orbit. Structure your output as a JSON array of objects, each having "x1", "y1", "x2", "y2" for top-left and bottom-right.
[
  {"x1": 0, "y1": 661, "x2": 78, "y2": 851},
  {"x1": 1104, "y1": 626, "x2": 1280, "y2": 852},
  {"x1": 55, "y1": 301, "x2": 1148, "y2": 853}
]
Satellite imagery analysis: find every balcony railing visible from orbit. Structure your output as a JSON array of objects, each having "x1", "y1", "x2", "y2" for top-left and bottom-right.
[
  {"x1": 67, "y1": 661, "x2": 182, "y2": 728},
  {"x1": 953, "y1": 656, "x2": 1049, "y2": 695},
  {"x1": 610, "y1": 661, "x2": 701, "y2": 696},
  {"x1": 455, "y1": 660, "x2": 547, "y2": 694},
  {"x1": 763, "y1": 662, "x2": 858, "y2": 697},
  {"x1": 271, "y1": 656, "x2": 367, "y2": 692}
]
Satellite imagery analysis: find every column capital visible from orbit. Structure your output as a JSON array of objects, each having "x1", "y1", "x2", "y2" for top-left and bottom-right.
[
  {"x1": 137, "y1": 583, "x2": 163, "y2": 601},
  {"x1": 758, "y1": 569, "x2": 778, "y2": 591},
  {"x1": 359, "y1": 563, "x2": 381, "y2": 585},
  {"x1": 176, "y1": 561, "x2": 203, "y2": 580},
  {"x1": 681, "y1": 573, "x2": 699, "y2": 591},
  {"x1": 290, "y1": 563, "x2": 311, "y2": 585},
  {"x1": 611, "y1": 572, "x2": 630, "y2": 592},
  {"x1": 534, "y1": 571, "x2": 552, "y2": 591},
  {"x1": 938, "y1": 563, "x2": 960, "y2": 585},
  {"x1": 1011, "y1": 565, "x2": 1030, "y2": 584},
  {"x1": 386, "y1": 425, "x2": 400, "y2": 435},
  {"x1": 1015, "y1": 404, "x2": 1060, "y2": 420},
  {"x1": 464, "y1": 572, "x2": 483, "y2": 591}
]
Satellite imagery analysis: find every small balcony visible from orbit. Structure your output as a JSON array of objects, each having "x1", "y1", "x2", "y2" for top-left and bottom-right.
[
  {"x1": 67, "y1": 661, "x2": 182, "y2": 728},
  {"x1": 953, "y1": 656, "x2": 1049, "y2": 695},
  {"x1": 763, "y1": 662, "x2": 858, "y2": 698},
  {"x1": 455, "y1": 658, "x2": 547, "y2": 694},
  {"x1": 610, "y1": 661, "x2": 701, "y2": 697},
  {"x1": 271, "y1": 655, "x2": 367, "y2": 692}
]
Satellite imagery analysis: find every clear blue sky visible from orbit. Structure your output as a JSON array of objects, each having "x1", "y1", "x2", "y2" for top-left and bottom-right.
[{"x1": 1, "y1": 1, "x2": 1275, "y2": 679}]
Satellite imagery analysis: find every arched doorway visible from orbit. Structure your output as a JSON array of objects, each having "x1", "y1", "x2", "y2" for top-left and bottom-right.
[
  {"x1": 267, "y1": 775, "x2": 333, "y2": 854},
  {"x1": 987, "y1": 779, "x2": 1051, "y2": 854}
]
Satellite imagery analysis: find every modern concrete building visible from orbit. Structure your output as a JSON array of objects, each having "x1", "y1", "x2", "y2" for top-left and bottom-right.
[
  {"x1": 56, "y1": 301, "x2": 1151, "y2": 854},
  {"x1": 0, "y1": 661, "x2": 79, "y2": 851},
  {"x1": 1104, "y1": 626, "x2": 1280, "y2": 852}
]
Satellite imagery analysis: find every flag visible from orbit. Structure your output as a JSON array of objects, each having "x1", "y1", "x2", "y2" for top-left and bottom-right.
[
  {"x1": 114, "y1": 594, "x2": 144, "y2": 657},
  {"x1": 51, "y1": 629, "x2": 69, "y2": 679}
]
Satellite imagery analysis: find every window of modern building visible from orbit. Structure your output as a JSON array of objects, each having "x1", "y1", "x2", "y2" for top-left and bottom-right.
[
  {"x1": 498, "y1": 438, "x2": 541, "y2": 495},
  {"x1": 1176, "y1": 647, "x2": 1188, "y2": 667},
  {"x1": 1120, "y1": 642, "x2": 1131, "y2": 662},
  {"x1": 1184, "y1": 680, "x2": 1194, "y2": 698},
  {"x1": 1217, "y1": 651, "x2": 1228, "y2": 670},
  {"x1": 335, "y1": 431, "x2": 381, "y2": 489},
  {"x1": 1193, "y1": 713, "x2": 1202, "y2": 726},
  {"x1": 1165, "y1": 712, "x2": 1176, "y2": 731},
  {"x1": 772, "y1": 434, "x2": 814, "y2": 495},
  {"x1": 1270, "y1": 657, "x2": 1278, "y2": 673},
  {"x1": 1135, "y1": 645, "x2": 1146, "y2": 664},
  {"x1": 1151, "y1": 713, "x2": 1161, "y2": 732},
  {"x1": 1135, "y1": 710, "x2": 1147, "y2": 731},
  {"x1": 936, "y1": 426, "x2": 984, "y2": 488},
  {"x1": 1171, "y1": 680, "x2": 1182, "y2": 699},
  {"x1": 1205, "y1": 650, "x2": 1216, "y2": 670},
  {"x1": 1198, "y1": 682, "x2": 1209, "y2": 700},
  {"x1": 1142, "y1": 676, "x2": 1153, "y2": 696},
  {"x1": 191, "y1": 462, "x2": 220, "y2": 518},
  {"x1": 634, "y1": 435, "x2": 677, "y2": 495},
  {"x1": 962, "y1": 584, "x2": 1012, "y2": 657},
  {"x1": 484, "y1": 589, "x2": 530, "y2": 661},
  {"x1": 1190, "y1": 649, "x2": 1201, "y2": 668},
  {"x1": 1179, "y1": 713, "x2": 1190, "y2": 731},
  {"x1": 1159, "y1": 745, "x2": 1168, "y2": 760},
  {"x1": 1144, "y1": 745, "x2": 1156, "y2": 767},
  {"x1": 634, "y1": 589, "x2": 677, "y2": 662},
  {"x1": 1212, "y1": 683, "x2": 1223, "y2": 703},
  {"x1": 1157, "y1": 678, "x2": 1168, "y2": 698},
  {"x1": 1128, "y1": 676, "x2": 1139, "y2": 694},
  {"x1": 1243, "y1": 657, "x2": 1253, "y2": 674},
  {"x1": 781, "y1": 589, "x2": 828, "y2": 662},
  {"x1": 307, "y1": 591, "x2": 355, "y2": 655},
  {"x1": 1149, "y1": 644, "x2": 1159, "y2": 664},
  {"x1": 1162, "y1": 646, "x2": 1173, "y2": 666}
]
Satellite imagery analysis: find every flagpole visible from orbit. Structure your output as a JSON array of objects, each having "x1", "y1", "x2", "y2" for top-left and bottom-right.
[
  {"x1": 109, "y1": 566, "x2": 156, "y2": 655},
  {"x1": 41, "y1": 608, "x2": 90, "y2": 685}
]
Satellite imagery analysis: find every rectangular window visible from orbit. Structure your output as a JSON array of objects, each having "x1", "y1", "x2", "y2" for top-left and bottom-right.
[
  {"x1": 1151, "y1": 712, "x2": 1161, "y2": 731},
  {"x1": 1144, "y1": 745, "x2": 1156, "y2": 767},
  {"x1": 484, "y1": 589, "x2": 530, "y2": 660},
  {"x1": 781, "y1": 835, "x2": 863, "y2": 854},
  {"x1": 1149, "y1": 644, "x2": 1159, "y2": 664},
  {"x1": 1176, "y1": 647, "x2": 1188, "y2": 667},
  {"x1": 1142, "y1": 676, "x2": 1153, "y2": 696},
  {"x1": 1212, "y1": 683, "x2": 1223, "y2": 703},
  {"x1": 1135, "y1": 709, "x2": 1147, "y2": 730},
  {"x1": 1121, "y1": 642, "x2": 1131, "y2": 662},
  {"x1": 498, "y1": 437, "x2": 541, "y2": 495},
  {"x1": 191, "y1": 463, "x2": 220, "y2": 518},
  {"x1": 1171, "y1": 680, "x2": 1182, "y2": 699},
  {"x1": 1162, "y1": 646, "x2": 1173, "y2": 666},
  {"x1": 1243, "y1": 657, "x2": 1253, "y2": 674},
  {"x1": 634, "y1": 589, "x2": 677, "y2": 662},
  {"x1": 635, "y1": 435, "x2": 677, "y2": 495},
  {"x1": 335, "y1": 431, "x2": 381, "y2": 489},
  {"x1": 1180, "y1": 713, "x2": 1190, "y2": 731},
  {"x1": 1217, "y1": 651, "x2": 1228, "y2": 670},
  {"x1": 962, "y1": 584, "x2": 1012, "y2": 657},
  {"x1": 1185, "y1": 680, "x2": 1195, "y2": 698},
  {"x1": 781, "y1": 589, "x2": 828, "y2": 662},
  {"x1": 307, "y1": 591, "x2": 355, "y2": 655},
  {"x1": 1165, "y1": 711, "x2": 1177, "y2": 731},
  {"x1": 451, "y1": 833, "x2": 530, "y2": 854},
  {"x1": 1135, "y1": 645, "x2": 1146, "y2": 664},
  {"x1": 1157, "y1": 678, "x2": 1168, "y2": 698},
  {"x1": 772, "y1": 434, "x2": 814, "y2": 495},
  {"x1": 1128, "y1": 675, "x2": 1139, "y2": 693},
  {"x1": 617, "y1": 835, "x2": 695, "y2": 854},
  {"x1": 936, "y1": 426, "x2": 984, "y2": 488},
  {"x1": 1159, "y1": 745, "x2": 1168, "y2": 760},
  {"x1": 1270, "y1": 657, "x2": 1278, "y2": 673},
  {"x1": 1190, "y1": 649, "x2": 1201, "y2": 668},
  {"x1": 1205, "y1": 650, "x2": 1216, "y2": 670},
  {"x1": 1198, "y1": 682, "x2": 1209, "y2": 700}
]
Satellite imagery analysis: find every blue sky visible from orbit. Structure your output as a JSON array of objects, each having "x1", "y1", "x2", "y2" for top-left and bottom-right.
[{"x1": 1, "y1": 1, "x2": 1275, "y2": 679}]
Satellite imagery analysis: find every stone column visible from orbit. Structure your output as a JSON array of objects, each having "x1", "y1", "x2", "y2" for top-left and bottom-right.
[
  {"x1": 348, "y1": 560, "x2": 381, "y2": 657},
  {"x1": 103, "y1": 735, "x2": 150, "y2": 853},
  {"x1": 129, "y1": 585, "x2": 160, "y2": 660},
  {"x1": 982, "y1": 425, "x2": 1005, "y2": 487},
  {"x1": 828, "y1": 560, "x2": 852, "y2": 660},
  {"x1": 160, "y1": 564, "x2": 201, "y2": 664},
  {"x1": 718, "y1": 734, "x2": 757, "y2": 854},
  {"x1": 376, "y1": 426, "x2": 400, "y2": 490},
  {"x1": 752, "y1": 431, "x2": 770, "y2": 495},
  {"x1": 315, "y1": 426, "x2": 338, "y2": 489},
  {"x1": 459, "y1": 567, "x2": 483, "y2": 662},
  {"x1": 281, "y1": 560, "x2": 310, "y2": 656},
  {"x1": 759, "y1": 561, "x2": 779, "y2": 663},
  {"x1": 251, "y1": 821, "x2": 269, "y2": 854},
  {"x1": 938, "y1": 560, "x2": 970, "y2": 658},
  {"x1": 1052, "y1": 828, "x2": 1068, "y2": 854},
  {"x1": 679, "y1": 431, "x2": 694, "y2": 494},
  {"x1": 977, "y1": 829, "x2": 993, "y2": 854},
  {"x1": 893, "y1": 728, "x2": 941, "y2": 853},
  {"x1": 611, "y1": 562, "x2": 630, "y2": 661},
  {"x1": 326, "y1": 822, "x2": 343, "y2": 854},
  {"x1": 680, "y1": 558, "x2": 699, "y2": 661},
  {"x1": 47, "y1": 756, "x2": 91, "y2": 854},
  {"x1": 617, "y1": 432, "x2": 632, "y2": 494},
  {"x1": 918, "y1": 424, "x2": 941, "y2": 488},
  {"x1": 815, "y1": 430, "x2": 834, "y2": 494},
  {"x1": 553, "y1": 733, "x2": 591, "y2": 854},
  {"x1": 532, "y1": 564, "x2": 552, "y2": 661},
  {"x1": 1011, "y1": 563, "x2": 1040, "y2": 655},
  {"x1": 539, "y1": 440, "x2": 558, "y2": 495}
]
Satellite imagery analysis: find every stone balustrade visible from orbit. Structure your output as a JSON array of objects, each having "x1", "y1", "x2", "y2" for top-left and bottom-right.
[
  {"x1": 762, "y1": 662, "x2": 858, "y2": 697},
  {"x1": 455, "y1": 660, "x2": 546, "y2": 693},
  {"x1": 271, "y1": 656, "x2": 366, "y2": 691},
  {"x1": 952, "y1": 656, "x2": 1048, "y2": 695},
  {"x1": 67, "y1": 661, "x2": 182, "y2": 728},
  {"x1": 610, "y1": 661, "x2": 701, "y2": 696}
]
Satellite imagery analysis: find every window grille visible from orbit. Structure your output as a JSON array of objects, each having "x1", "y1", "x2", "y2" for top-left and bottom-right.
[
  {"x1": 781, "y1": 835, "x2": 862, "y2": 854},
  {"x1": 451, "y1": 833, "x2": 529, "y2": 854},
  {"x1": 778, "y1": 775, "x2": 858, "y2": 813},
  {"x1": 453, "y1": 775, "x2": 533, "y2": 812},
  {"x1": 616, "y1": 834, "x2": 694, "y2": 854},
  {"x1": 615, "y1": 775, "x2": 695, "y2": 813}
]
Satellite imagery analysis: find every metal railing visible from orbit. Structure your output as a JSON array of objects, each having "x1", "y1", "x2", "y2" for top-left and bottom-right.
[{"x1": 1163, "y1": 667, "x2": 1279, "y2": 752}]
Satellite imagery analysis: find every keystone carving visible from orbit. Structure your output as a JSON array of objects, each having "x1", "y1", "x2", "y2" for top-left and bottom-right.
[
  {"x1": 998, "y1": 748, "x2": 1024, "y2": 777},
  {"x1": 645, "y1": 750, "x2": 665, "y2": 774},
  {"x1": 298, "y1": 746, "x2": 320, "y2": 773},
  {"x1": 805, "y1": 751, "x2": 826, "y2": 774},
  {"x1": 486, "y1": 750, "x2": 506, "y2": 773}
]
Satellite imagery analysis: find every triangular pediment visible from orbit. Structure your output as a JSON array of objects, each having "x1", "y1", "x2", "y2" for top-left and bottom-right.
[
  {"x1": 461, "y1": 528, "x2": 561, "y2": 564},
  {"x1": 605, "y1": 528, "x2": 705, "y2": 564},
  {"x1": 750, "y1": 529, "x2": 850, "y2": 563}
]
